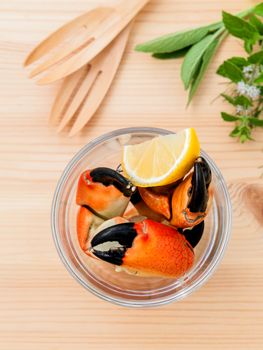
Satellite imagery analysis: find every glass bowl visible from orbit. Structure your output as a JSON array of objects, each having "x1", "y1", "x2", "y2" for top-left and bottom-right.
[{"x1": 51, "y1": 127, "x2": 232, "y2": 307}]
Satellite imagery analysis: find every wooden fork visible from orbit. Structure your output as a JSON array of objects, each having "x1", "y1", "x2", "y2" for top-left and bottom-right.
[
  {"x1": 24, "y1": 0, "x2": 149, "y2": 85},
  {"x1": 49, "y1": 23, "x2": 132, "y2": 136}
]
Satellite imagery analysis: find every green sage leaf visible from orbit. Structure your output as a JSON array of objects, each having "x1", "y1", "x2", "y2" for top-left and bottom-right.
[
  {"x1": 135, "y1": 22, "x2": 222, "y2": 54},
  {"x1": 181, "y1": 34, "x2": 217, "y2": 89},
  {"x1": 153, "y1": 47, "x2": 189, "y2": 59},
  {"x1": 188, "y1": 39, "x2": 219, "y2": 103},
  {"x1": 249, "y1": 117, "x2": 263, "y2": 126},
  {"x1": 217, "y1": 60, "x2": 244, "y2": 82},
  {"x1": 222, "y1": 11, "x2": 260, "y2": 43},
  {"x1": 253, "y1": 2, "x2": 263, "y2": 17},
  {"x1": 221, "y1": 112, "x2": 240, "y2": 122}
]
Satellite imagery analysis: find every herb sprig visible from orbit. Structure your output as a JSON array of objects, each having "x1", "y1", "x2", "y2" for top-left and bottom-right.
[
  {"x1": 217, "y1": 20, "x2": 263, "y2": 143},
  {"x1": 135, "y1": 3, "x2": 263, "y2": 105}
]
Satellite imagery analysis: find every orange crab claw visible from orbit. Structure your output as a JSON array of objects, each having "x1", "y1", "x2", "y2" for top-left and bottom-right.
[
  {"x1": 138, "y1": 187, "x2": 171, "y2": 220},
  {"x1": 76, "y1": 167, "x2": 136, "y2": 219},
  {"x1": 170, "y1": 157, "x2": 213, "y2": 228},
  {"x1": 77, "y1": 206, "x2": 103, "y2": 253},
  {"x1": 123, "y1": 190, "x2": 166, "y2": 222},
  {"x1": 90, "y1": 219, "x2": 194, "y2": 278},
  {"x1": 179, "y1": 221, "x2": 205, "y2": 248},
  {"x1": 77, "y1": 206, "x2": 127, "y2": 255}
]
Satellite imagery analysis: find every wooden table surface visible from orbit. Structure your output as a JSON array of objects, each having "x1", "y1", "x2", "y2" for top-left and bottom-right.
[{"x1": 1, "y1": 0, "x2": 263, "y2": 349}]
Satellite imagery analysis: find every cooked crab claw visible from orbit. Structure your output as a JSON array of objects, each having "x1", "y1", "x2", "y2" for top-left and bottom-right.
[
  {"x1": 198, "y1": 156, "x2": 212, "y2": 188},
  {"x1": 77, "y1": 206, "x2": 104, "y2": 253},
  {"x1": 123, "y1": 190, "x2": 165, "y2": 222},
  {"x1": 77, "y1": 206, "x2": 127, "y2": 255},
  {"x1": 178, "y1": 221, "x2": 205, "y2": 248},
  {"x1": 170, "y1": 157, "x2": 213, "y2": 228},
  {"x1": 188, "y1": 157, "x2": 211, "y2": 213},
  {"x1": 90, "y1": 219, "x2": 194, "y2": 278},
  {"x1": 76, "y1": 167, "x2": 136, "y2": 219},
  {"x1": 138, "y1": 187, "x2": 171, "y2": 220}
]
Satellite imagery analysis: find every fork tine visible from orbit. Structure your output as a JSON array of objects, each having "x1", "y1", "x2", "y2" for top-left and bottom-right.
[
  {"x1": 28, "y1": 9, "x2": 114, "y2": 79},
  {"x1": 35, "y1": 1, "x2": 148, "y2": 85},
  {"x1": 24, "y1": 7, "x2": 111, "y2": 67},
  {"x1": 68, "y1": 24, "x2": 132, "y2": 137},
  {"x1": 48, "y1": 65, "x2": 89, "y2": 126},
  {"x1": 56, "y1": 63, "x2": 101, "y2": 132},
  {"x1": 29, "y1": 36, "x2": 94, "y2": 79},
  {"x1": 56, "y1": 30, "x2": 122, "y2": 132}
]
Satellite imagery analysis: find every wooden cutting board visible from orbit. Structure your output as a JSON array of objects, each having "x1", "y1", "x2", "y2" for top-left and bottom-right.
[{"x1": 0, "y1": 0, "x2": 262, "y2": 349}]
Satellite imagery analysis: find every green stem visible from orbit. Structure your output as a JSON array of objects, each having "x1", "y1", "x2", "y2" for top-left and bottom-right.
[
  {"x1": 218, "y1": 29, "x2": 228, "y2": 43},
  {"x1": 236, "y1": 7, "x2": 255, "y2": 19},
  {"x1": 215, "y1": 26, "x2": 226, "y2": 38}
]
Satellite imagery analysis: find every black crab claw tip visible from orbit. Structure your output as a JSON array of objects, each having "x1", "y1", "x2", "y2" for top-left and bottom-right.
[
  {"x1": 130, "y1": 189, "x2": 142, "y2": 205},
  {"x1": 90, "y1": 223, "x2": 137, "y2": 266},
  {"x1": 90, "y1": 167, "x2": 136, "y2": 197},
  {"x1": 182, "y1": 221, "x2": 204, "y2": 248},
  {"x1": 91, "y1": 249, "x2": 125, "y2": 266},
  {"x1": 198, "y1": 157, "x2": 212, "y2": 188},
  {"x1": 188, "y1": 159, "x2": 208, "y2": 213}
]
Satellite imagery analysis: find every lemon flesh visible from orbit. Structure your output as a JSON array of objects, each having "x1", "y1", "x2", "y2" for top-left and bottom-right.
[{"x1": 122, "y1": 128, "x2": 200, "y2": 187}]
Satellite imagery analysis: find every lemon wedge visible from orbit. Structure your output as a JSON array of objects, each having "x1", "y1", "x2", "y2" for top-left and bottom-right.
[{"x1": 122, "y1": 128, "x2": 200, "y2": 187}]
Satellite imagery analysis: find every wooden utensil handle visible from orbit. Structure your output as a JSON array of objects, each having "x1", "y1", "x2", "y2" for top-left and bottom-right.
[{"x1": 115, "y1": 0, "x2": 150, "y2": 18}]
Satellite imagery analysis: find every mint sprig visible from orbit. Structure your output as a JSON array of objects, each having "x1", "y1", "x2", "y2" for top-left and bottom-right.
[
  {"x1": 222, "y1": 11, "x2": 261, "y2": 53},
  {"x1": 218, "y1": 49, "x2": 263, "y2": 143}
]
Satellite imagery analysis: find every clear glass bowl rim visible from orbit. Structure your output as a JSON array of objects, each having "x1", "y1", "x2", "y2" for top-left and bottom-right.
[{"x1": 51, "y1": 127, "x2": 232, "y2": 308}]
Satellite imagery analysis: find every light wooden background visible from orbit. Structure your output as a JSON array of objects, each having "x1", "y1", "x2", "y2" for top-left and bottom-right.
[{"x1": 1, "y1": 0, "x2": 263, "y2": 349}]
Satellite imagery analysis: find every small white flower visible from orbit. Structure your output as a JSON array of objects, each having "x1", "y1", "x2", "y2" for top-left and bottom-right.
[
  {"x1": 244, "y1": 72, "x2": 252, "y2": 79},
  {"x1": 243, "y1": 65, "x2": 254, "y2": 79},
  {"x1": 247, "y1": 85, "x2": 261, "y2": 99},
  {"x1": 242, "y1": 64, "x2": 263, "y2": 80},
  {"x1": 243, "y1": 65, "x2": 254, "y2": 74},
  {"x1": 236, "y1": 105, "x2": 244, "y2": 114},
  {"x1": 236, "y1": 81, "x2": 260, "y2": 100},
  {"x1": 237, "y1": 81, "x2": 247, "y2": 94},
  {"x1": 236, "y1": 105, "x2": 252, "y2": 115}
]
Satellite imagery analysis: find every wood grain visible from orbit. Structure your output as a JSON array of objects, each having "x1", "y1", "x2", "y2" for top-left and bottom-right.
[{"x1": 0, "y1": 0, "x2": 263, "y2": 349}]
